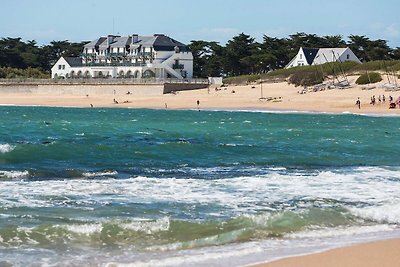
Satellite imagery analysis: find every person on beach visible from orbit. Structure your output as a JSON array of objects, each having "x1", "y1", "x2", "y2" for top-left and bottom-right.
[
  {"x1": 197, "y1": 100, "x2": 200, "y2": 111},
  {"x1": 370, "y1": 96, "x2": 376, "y2": 105},
  {"x1": 356, "y1": 98, "x2": 361, "y2": 109}
]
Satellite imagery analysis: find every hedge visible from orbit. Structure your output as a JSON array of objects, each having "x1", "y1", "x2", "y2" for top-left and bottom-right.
[{"x1": 355, "y1": 72, "x2": 382, "y2": 85}]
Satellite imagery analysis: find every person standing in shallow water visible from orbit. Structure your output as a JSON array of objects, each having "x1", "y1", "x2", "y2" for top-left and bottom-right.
[{"x1": 356, "y1": 97, "x2": 361, "y2": 109}]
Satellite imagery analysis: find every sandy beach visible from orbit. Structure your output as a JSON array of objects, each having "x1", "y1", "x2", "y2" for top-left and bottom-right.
[
  {"x1": 254, "y1": 238, "x2": 400, "y2": 267},
  {"x1": 0, "y1": 76, "x2": 399, "y2": 115}
]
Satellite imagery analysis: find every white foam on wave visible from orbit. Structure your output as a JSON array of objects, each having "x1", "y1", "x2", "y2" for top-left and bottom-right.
[
  {"x1": 288, "y1": 224, "x2": 396, "y2": 239},
  {"x1": 106, "y1": 242, "x2": 262, "y2": 267},
  {"x1": 350, "y1": 203, "x2": 400, "y2": 224},
  {"x1": 120, "y1": 217, "x2": 170, "y2": 234},
  {"x1": 1, "y1": 166, "x2": 399, "y2": 229},
  {"x1": 61, "y1": 223, "x2": 103, "y2": 235},
  {"x1": 0, "y1": 170, "x2": 29, "y2": 179},
  {"x1": 82, "y1": 170, "x2": 118, "y2": 177},
  {"x1": 0, "y1": 144, "x2": 14, "y2": 153}
]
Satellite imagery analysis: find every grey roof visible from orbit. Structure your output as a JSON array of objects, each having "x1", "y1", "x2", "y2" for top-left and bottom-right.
[
  {"x1": 84, "y1": 37, "x2": 107, "y2": 48},
  {"x1": 153, "y1": 34, "x2": 191, "y2": 52},
  {"x1": 64, "y1": 57, "x2": 83, "y2": 67},
  {"x1": 137, "y1": 36, "x2": 157, "y2": 46},
  {"x1": 83, "y1": 34, "x2": 190, "y2": 52},
  {"x1": 110, "y1": 37, "x2": 130, "y2": 48},
  {"x1": 302, "y1": 48, "x2": 319, "y2": 65}
]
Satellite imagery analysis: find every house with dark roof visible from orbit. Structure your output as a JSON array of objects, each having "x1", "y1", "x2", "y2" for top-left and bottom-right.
[
  {"x1": 285, "y1": 47, "x2": 361, "y2": 69},
  {"x1": 51, "y1": 34, "x2": 193, "y2": 79}
]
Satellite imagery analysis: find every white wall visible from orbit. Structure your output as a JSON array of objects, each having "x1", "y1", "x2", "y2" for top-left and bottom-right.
[
  {"x1": 338, "y1": 48, "x2": 362, "y2": 63},
  {"x1": 51, "y1": 57, "x2": 72, "y2": 78},
  {"x1": 286, "y1": 48, "x2": 310, "y2": 68}
]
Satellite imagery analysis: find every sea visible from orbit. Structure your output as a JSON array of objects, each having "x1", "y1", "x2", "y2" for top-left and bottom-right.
[{"x1": 0, "y1": 106, "x2": 399, "y2": 267}]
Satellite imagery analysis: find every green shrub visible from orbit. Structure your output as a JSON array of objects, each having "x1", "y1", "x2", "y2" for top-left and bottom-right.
[
  {"x1": 288, "y1": 71, "x2": 324, "y2": 87},
  {"x1": 351, "y1": 60, "x2": 400, "y2": 72},
  {"x1": 355, "y1": 72, "x2": 382, "y2": 85},
  {"x1": 391, "y1": 62, "x2": 400, "y2": 71},
  {"x1": 0, "y1": 67, "x2": 49, "y2": 79}
]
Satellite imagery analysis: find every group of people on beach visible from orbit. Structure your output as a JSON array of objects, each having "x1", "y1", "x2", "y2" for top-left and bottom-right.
[{"x1": 356, "y1": 94, "x2": 400, "y2": 109}]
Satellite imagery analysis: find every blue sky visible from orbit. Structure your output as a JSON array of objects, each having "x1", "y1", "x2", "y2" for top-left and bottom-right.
[{"x1": 1, "y1": 0, "x2": 399, "y2": 47}]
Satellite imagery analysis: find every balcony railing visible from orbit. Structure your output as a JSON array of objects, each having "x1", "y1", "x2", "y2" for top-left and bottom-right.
[
  {"x1": 82, "y1": 62, "x2": 147, "y2": 67},
  {"x1": 109, "y1": 53, "x2": 126, "y2": 57},
  {"x1": 172, "y1": 63, "x2": 184, "y2": 69},
  {"x1": 80, "y1": 53, "x2": 97, "y2": 58}
]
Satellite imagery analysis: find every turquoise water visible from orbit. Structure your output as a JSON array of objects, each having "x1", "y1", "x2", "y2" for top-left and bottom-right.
[{"x1": 0, "y1": 106, "x2": 400, "y2": 266}]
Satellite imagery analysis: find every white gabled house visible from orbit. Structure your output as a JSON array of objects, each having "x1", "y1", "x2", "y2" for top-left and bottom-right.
[
  {"x1": 285, "y1": 47, "x2": 361, "y2": 69},
  {"x1": 51, "y1": 34, "x2": 193, "y2": 79}
]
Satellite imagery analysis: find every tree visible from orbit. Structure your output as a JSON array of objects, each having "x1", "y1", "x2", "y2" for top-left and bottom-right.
[
  {"x1": 348, "y1": 35, "x2": 370, "y2": 62},
  {"x1": 322, "y1": 35, "x2": 346, "y2": 48},
  {"x1": 223, "y1": 33, "x2": 257, "y2": 76},
  {"x1": 261, "y1": 35, "x2": 290, "y2": 70},
  {"x1": 189, "y1": 40, "x2": 223, "y2": 77}
]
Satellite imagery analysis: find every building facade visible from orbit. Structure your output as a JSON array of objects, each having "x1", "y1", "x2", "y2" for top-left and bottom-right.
[
  {"x1": 51, "y1": 34, "x2": 193, "y2": 79},
  {"x1": 285, "y1": 47, "x2": 361, "y2": 69}
]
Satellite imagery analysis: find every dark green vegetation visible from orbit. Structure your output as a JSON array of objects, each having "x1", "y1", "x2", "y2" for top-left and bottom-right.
[
  {"x1": 0, "y1": 67, "x2": 49, "y2": 79},
  {"x1": 0, "y1": 38, "x2": 88, "y2": 78},
  {"x1": 355, "y1": 72, "x2": 382, "y2": 85},
  {"x1": 0, "y1": 33, "x2": 399, "y2": 79}
]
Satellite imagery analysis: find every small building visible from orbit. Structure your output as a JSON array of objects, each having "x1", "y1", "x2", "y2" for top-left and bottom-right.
[
  {"x1": 285, "y1": 47, "x2": 361, "y2": 69},
  {"x1": 51, "y1": 34, "x2": 193, "y2": 79}
]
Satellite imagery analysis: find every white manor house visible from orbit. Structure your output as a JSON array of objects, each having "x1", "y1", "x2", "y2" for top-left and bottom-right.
[{"x1": 51, "y1": 34, "x2": 193, "y2": 79}]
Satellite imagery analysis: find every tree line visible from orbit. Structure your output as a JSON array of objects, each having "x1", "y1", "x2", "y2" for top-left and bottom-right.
[
  {"x1": 0, "y1": 33, "x2": 399, "y2": 78},
  {"x1": 0, "y1": 38, "x2": 87, "y2": 78},
  {"x1": 189, "y1": 33, "x2": 400, "y2": 78}
]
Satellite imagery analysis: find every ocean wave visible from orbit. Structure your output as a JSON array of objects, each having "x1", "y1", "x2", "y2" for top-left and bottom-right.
[
  {"x1": 60, "y1": 223, "x2": 103, "y2": 235},
  {"x1": 350, "y1": 203, "x2": 400, "y2": 224},
  {"x1": 0, "y1": 170, "x2": 29, "y2": 179},
  {"x1": 0, "y1": 144, "x2": 14, "y2": 153},
  {"x1": 288, "y1": 224, "x2": 396, "y2": 239},
  {"x1": 120, "y1": 217, "x2": 170, "y2": 234},
  {"x1": 82, "y1": 170, "x2": 118, "y2": 178}
]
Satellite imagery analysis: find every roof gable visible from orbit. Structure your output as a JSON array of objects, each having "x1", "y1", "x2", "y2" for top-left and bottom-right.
[
  {"x1": 153, "y1": 35, "x2": 191, "y2": 52},
  {"x1": 301, "y1": 48, "x2": 319, "y2": 65}
]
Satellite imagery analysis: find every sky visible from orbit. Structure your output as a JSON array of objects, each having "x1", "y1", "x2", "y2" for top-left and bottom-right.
[{"x1": 1, "y1": 0, "x2": 399, "y2": 47}]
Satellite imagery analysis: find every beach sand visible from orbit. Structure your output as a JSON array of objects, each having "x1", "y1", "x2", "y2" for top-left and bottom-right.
[
  {"x1": 0, "y1": 76, "x2": 399, "y2": 115},
  {"x1": 253, "y1": 238, "x2": 400, "y2": 267}
]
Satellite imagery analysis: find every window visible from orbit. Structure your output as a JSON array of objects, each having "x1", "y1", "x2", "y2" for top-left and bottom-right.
[
  {"x1": 58, "y1": 65, "x2": 62, "y2": 70},
  {"x1": 62, "y1": 65, "x2": 65, "y2": 70},
  {"x1": 300, "y1": 54, "x2": 302, "y2": 59},
  {"x1": 346, "y1": 54, "x2": 350, "y2": 60}
]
